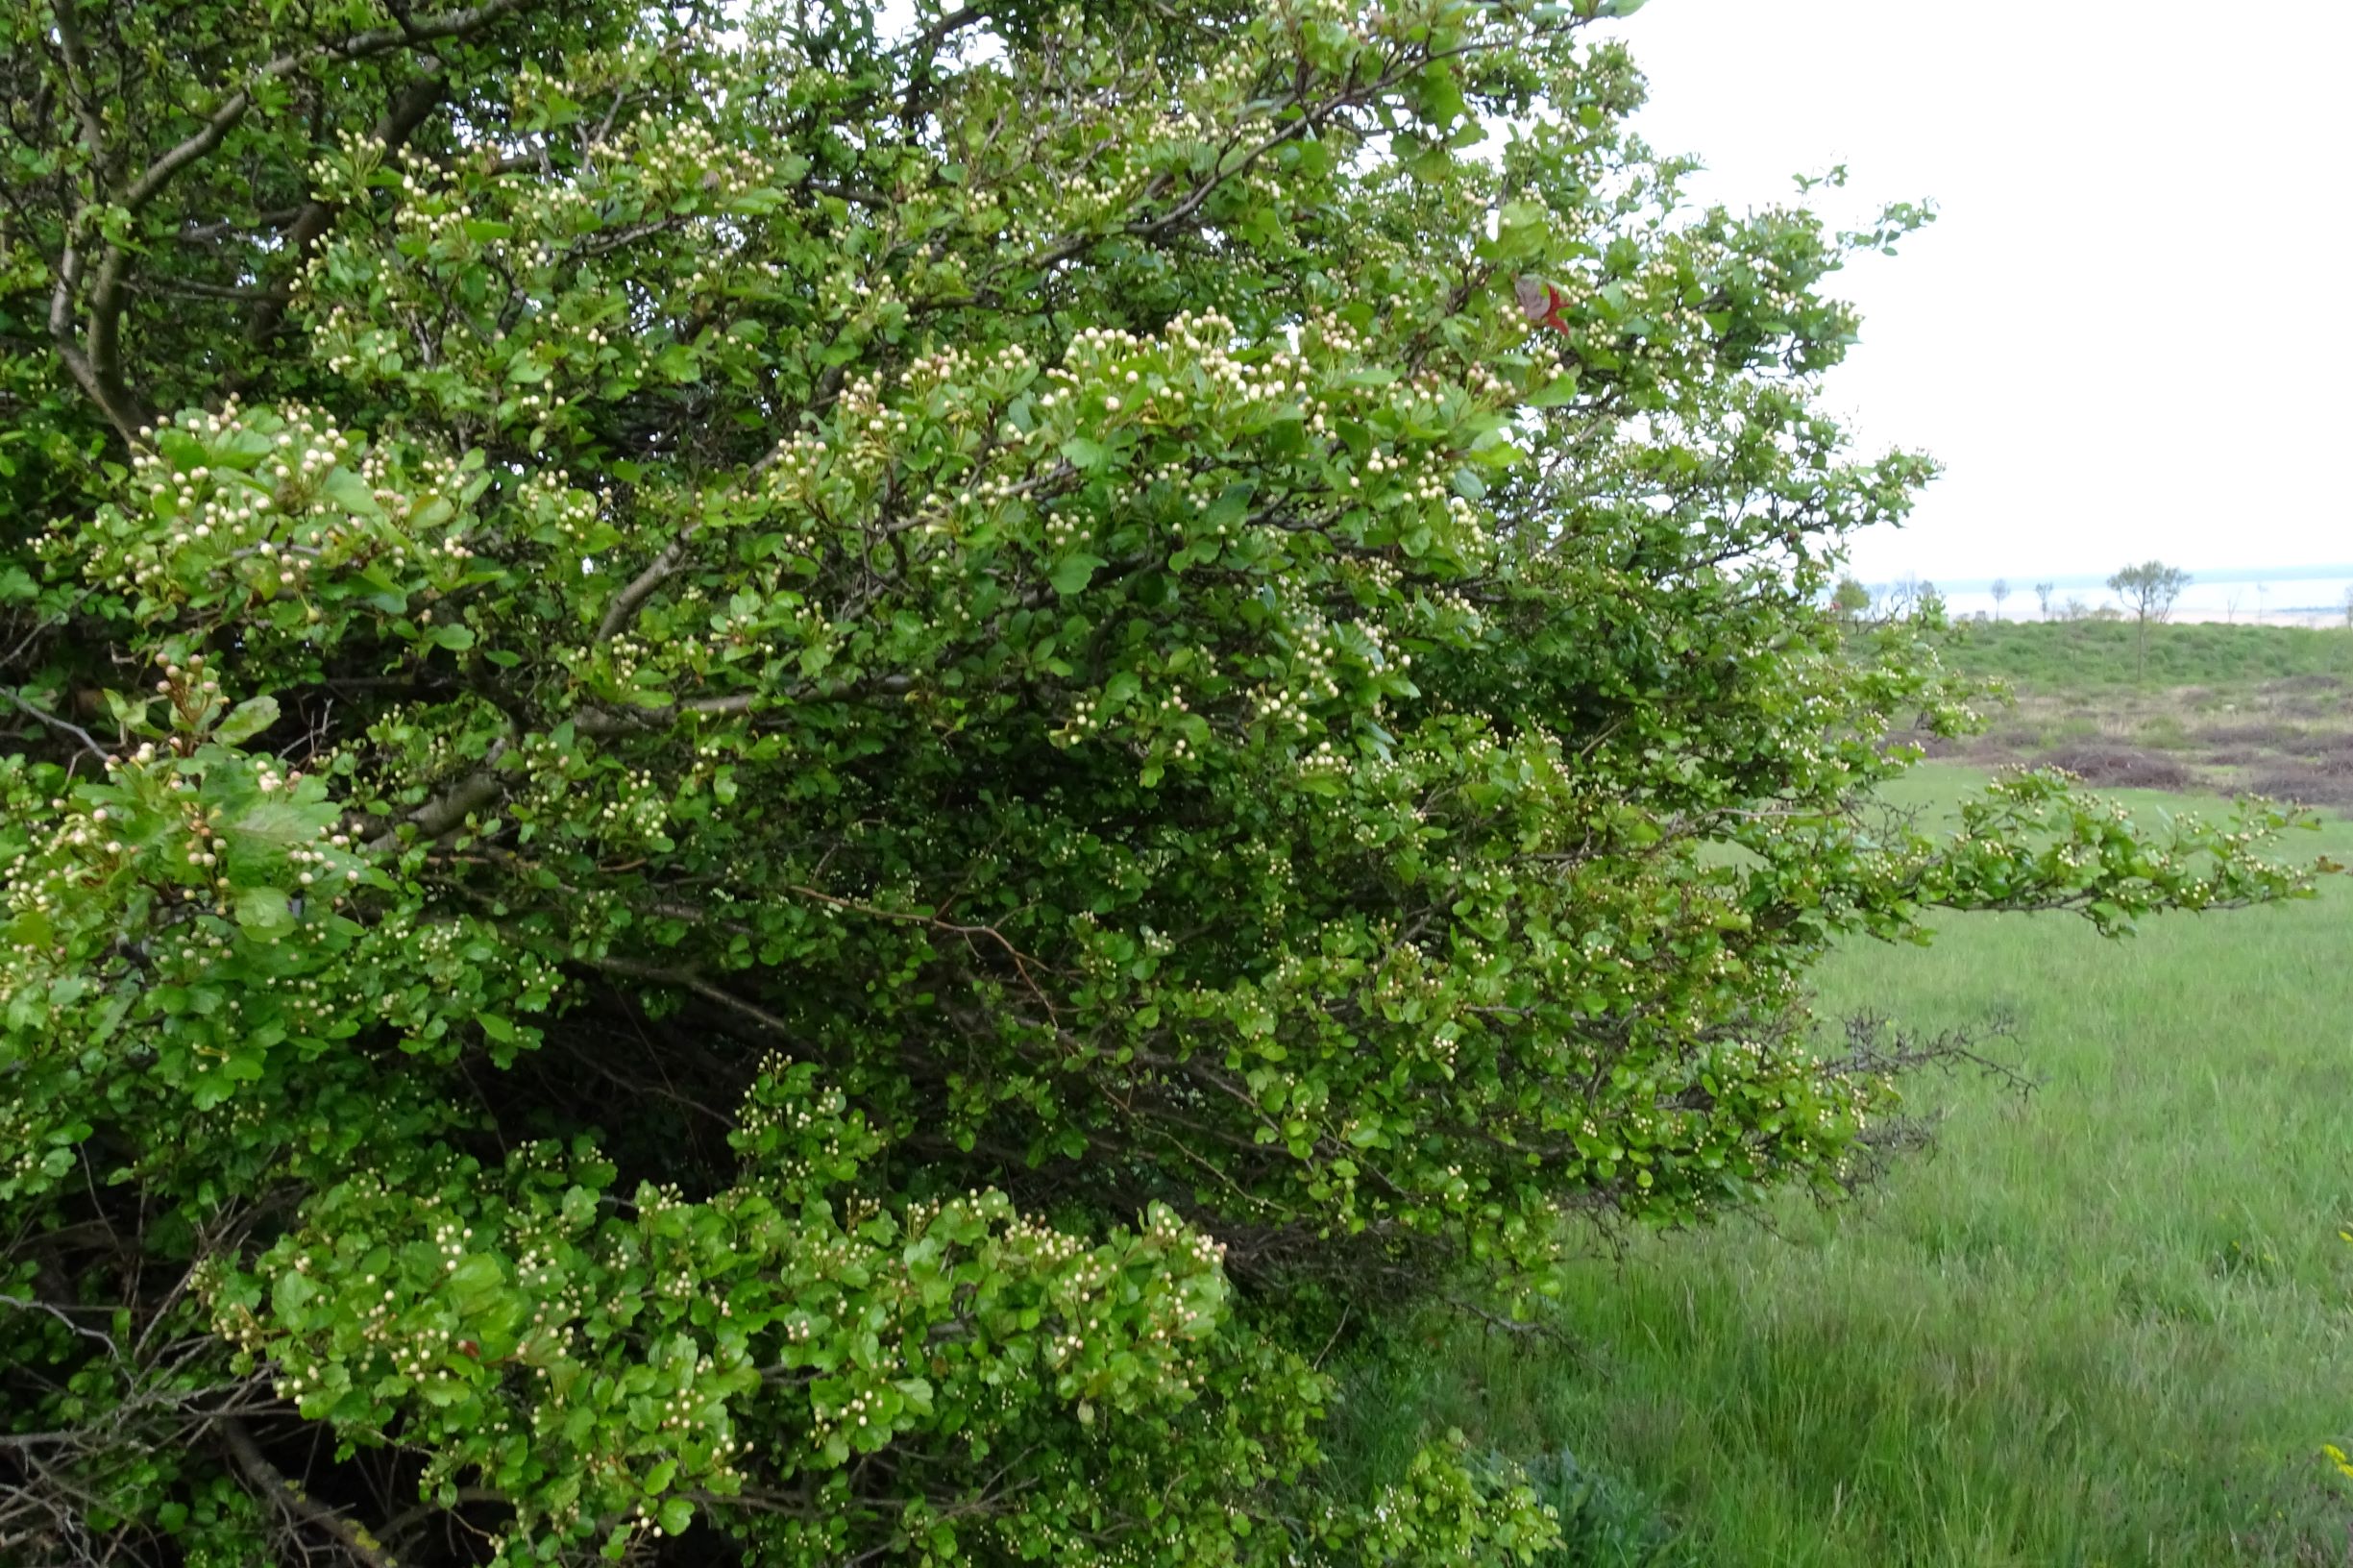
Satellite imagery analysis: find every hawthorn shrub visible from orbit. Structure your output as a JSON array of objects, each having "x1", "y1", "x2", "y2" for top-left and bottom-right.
[{"x1": 0, "y1": 0, "x2": 2315, "y2": 1562}]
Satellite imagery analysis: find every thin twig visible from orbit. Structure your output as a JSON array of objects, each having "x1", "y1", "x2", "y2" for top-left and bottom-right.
[{"x1": 3, "y1": 687, "x2": 109, "y2": 762}]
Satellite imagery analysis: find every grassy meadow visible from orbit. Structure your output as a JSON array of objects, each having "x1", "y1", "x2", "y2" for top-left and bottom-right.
[
  {"x1": 1943, "y1": 617, "x2": 2353, "y2": 693},
  {"x1": 1342, "y1": 625, "x2": 2353, "y2": 1566}
]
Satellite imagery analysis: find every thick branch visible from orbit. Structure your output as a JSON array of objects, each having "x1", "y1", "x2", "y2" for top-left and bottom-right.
[
  {"x1": 573, "y1": 693, "x2": 758, "y2": 735},
  {"x1": 220, "y1": 1418, "x2": 394, "y2": 1568},
  {"x1": 46, "y1": 243, "x2": 148, "y2": 442},
  {"x1": 121, "y1": 0, "x2": 531, "y2": 214},
  {"x1": 570, "y1": 674, "x2": 919, "y2": 736},
  {"x1": 48, "y1": 0, "x2": 535, "y2": 443},
  {"x1": 595, "y1": 532, "x2": 697, "y2": 641},
  {"x1": 239, "y1": 68, "x2": 451, "y2": 360},
  {"x1": 363, "y1": 737, "x2": 511, "y2": 851}
]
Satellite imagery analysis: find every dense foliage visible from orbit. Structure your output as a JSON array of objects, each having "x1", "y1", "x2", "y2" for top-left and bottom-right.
[{"x1": 0, "y1": 0, "x2": 2316, "y2": 1561}]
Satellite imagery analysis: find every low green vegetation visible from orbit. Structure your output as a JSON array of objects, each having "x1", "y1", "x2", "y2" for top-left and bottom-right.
[
  {"x1": 1349, "y1": 764, "x2": 2353, "y2": 1565},
  {"x1": 1943, "y1": 618, "x2": 2353, "y2": 692},
  {"x1": 1924, "y1": 620, "x2": 2353, "y2": 811}
]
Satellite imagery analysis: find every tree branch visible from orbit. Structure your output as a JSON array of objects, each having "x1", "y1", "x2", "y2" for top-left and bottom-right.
[
  {"x1": 379, "y1": 1486, "x2": 510, "y2": 1550},
  {"x1": 573, "y1": 693, "x2": 758, "y2": 735},
  {"x1": 363, "y1": 737, "x2": 511, "y2": 852},
  {"x1": 120, "y1": 0, "x2": 530, "y2": 214},
  {"x1": 595, "y1": 532, "x2": 697, "y2": 641},
  {"x1": 4, "y1": 686, "x2": 110, "y2": 763},
  {"x1": 46, "y1": 3, "x2": 111, "y2": 171},
  {"x1": 220, "y1": 1418, "x2": 395, "y2": 1568},
  {"x1": 238, "y1": 68, "x2": 451, "y2": 361},
  {"x1": 47, "y1": 241, "x2": 149, "y2": 443},
  {"x1": 588, "y1": 955, "x2": 798, "y2": 1038},
  {"x1": 47, "y1": 0, "x2": 536, "y2": 443}
]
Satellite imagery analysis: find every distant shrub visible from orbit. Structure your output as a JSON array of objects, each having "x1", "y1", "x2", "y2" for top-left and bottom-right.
[
  {"x1": 2260, "y1": 674, "x2": 2351, "y2": 696},
  {"x1": 2052, "y1": 716, "x2": 2104, "y2": 744},
  {"x1": 2243, "y1": 765, "x2": 2353, "y2": 810},
  {"x1": 2043, "y1": 746, "x2": 2195, "y2": 791},
  {"x1": 2198, "y1": 721, "x2": 2312, "y2": 749}
]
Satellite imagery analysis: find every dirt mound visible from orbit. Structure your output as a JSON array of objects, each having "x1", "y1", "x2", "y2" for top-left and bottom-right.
[
  {"x1": 2256, "y1": 673, "x2": 2349, "y2": 696},
  {"x1": 2195, "y1": 720, "x2": 2310, "y2": 749},
  {"x1": 2038, "y1": 744, "x2": 2194, "y2": 791},
  {"x1": 2253, "y1": 674, "x2": 2353, "y2": 718},
  {"x1": 2240, "y1": 761, "x2": 2353, "y2": 809}
]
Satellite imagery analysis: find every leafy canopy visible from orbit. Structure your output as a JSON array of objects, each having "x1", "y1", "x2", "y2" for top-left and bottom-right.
[
  {"x1": 0, "y1": 0, "x2": 2315, "y2": 1562},
  {"x1": 2107, "y1": 559, "x2": 2193, "y2": 624}
]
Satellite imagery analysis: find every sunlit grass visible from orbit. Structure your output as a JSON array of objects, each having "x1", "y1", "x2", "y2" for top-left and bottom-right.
[
  {"x1": 1340, "y1": 768, "x2": 2353, "y2": 1565},
  {"x1": 1942, "y1": 619, "x2": 2353, "y2": 692}
]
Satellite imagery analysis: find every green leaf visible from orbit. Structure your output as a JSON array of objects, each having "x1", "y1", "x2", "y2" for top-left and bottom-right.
[
  {"x1": 270, "y1": 1268, "x2": 316, "y2": 1324},
  {"x1": 1526, "y1": 370, "x2": 1582, "y2": 408},
  {"x1": 447, "y1": 1254, "x2": 503, "y2": 1309},
  {"x1": 1414, "y1": 61, "x2": 1468, "y2": 129},
  {"x1": 233, "y1": 886, "x2": 294, "y2": 936},
  {"x1": 1204, "y1": 483, "x2": 1253, "y2": 531},
  {"x1": 319, "y1": 469, "x2": 382, "y2": 518},
  {"x1": 1049, "y1": 553, "x2": 1107, "y2": 596},
  {"x1": 214, "y1": 695, "x2": 280, "y2": 746}
]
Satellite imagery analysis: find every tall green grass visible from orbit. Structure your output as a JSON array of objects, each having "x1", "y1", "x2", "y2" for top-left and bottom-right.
[{"x1": 1342, "y1": 770, "x2": 2353, "y2": 1565}]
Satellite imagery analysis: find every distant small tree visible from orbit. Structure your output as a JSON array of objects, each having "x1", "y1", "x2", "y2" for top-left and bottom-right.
[
  {"x1": 1830, "y1": 576, "x2": 1872, "y2": 625},
  {"x1": 2108, "y1": 560, "x2": 2191, "y2": 677},
  {"x1": 1990, "y1": 578, "x2": 2011, "y2": 620},
  {"x1": 2034, "y1": 581, "x2": 2056, "y2": 620},
  {"x1": 2062, "y1": 596, "x2": 2091, "y2": 622}
]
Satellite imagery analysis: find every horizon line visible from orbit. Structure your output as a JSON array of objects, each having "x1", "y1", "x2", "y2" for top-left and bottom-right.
[{"x1": 1861, "y1": 564, "x2": 2353, "y2": 594}]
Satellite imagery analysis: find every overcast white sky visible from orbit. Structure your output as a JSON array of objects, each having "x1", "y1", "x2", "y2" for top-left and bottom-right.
[{"x1": 1600, "y1": 0, "x2": 2353, "y2": 586}]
